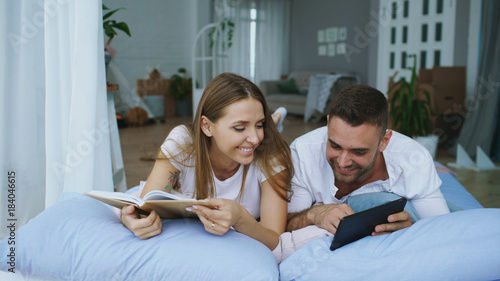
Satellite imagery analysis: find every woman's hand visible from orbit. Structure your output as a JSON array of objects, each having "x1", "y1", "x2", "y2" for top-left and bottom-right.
[
  {"x1": 120, "y1": 205, "x2": 162, "y2": 239},
  {"x1": 188, "y1": 198, "x2": 244, "y2": 235}
]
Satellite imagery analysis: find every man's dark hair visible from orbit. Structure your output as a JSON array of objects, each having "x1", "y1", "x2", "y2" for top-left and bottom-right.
[{"x1": 328, "y1": 85, "x2": 388, "y2": 138}]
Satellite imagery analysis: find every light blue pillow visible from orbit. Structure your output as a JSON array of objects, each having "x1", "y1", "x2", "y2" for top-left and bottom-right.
[
  {"x1": 436, "y1": 166, "x2": 483, "y2": 210},
  {"x1": 0, "y1": 193, "x2": 278, "y2": 281},
  {"x1": 279, "y1": 208, "x2": 500, "y2": 281}
]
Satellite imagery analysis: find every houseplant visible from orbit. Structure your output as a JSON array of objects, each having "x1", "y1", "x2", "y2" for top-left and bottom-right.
[
  {"x1": 103, "y1": 5, "x2": 131, "y2": 74},
  {"x1": 208, "y1": 18, "x2": 235, "y2": 52},
  {"x1": 169, "y1": 68, "x2": 193, "y2": 116},
  {"x1": 103, "y1": 5, "x2": 131, "y2": 46},
  {"x1": 388, "y1": 54, "x2": 439, "y2": 157}
]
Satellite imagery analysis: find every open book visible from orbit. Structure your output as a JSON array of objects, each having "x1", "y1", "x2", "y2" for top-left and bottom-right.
[{"x1": 85, "y1": 190, "x2": 214, "y2": 219}]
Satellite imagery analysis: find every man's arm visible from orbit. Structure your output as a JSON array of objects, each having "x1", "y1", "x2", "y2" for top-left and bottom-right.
[
  {"x1": 286, "y1": 203, "x2": 354, "y2": 234},
  {"x1": 411, "y1": 189, "x2": 450, "y2": 219},
  {"x1": 287, "y1": 203, "x2": 413, "y2": 235}
]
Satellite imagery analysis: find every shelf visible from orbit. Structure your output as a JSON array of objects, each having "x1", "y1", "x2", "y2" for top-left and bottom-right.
[{"x1": 107, "y1": 84, "x2": 119, "y2": 91}]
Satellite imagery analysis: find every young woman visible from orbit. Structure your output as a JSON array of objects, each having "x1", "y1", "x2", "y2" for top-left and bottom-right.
[{"x1": 121, "y1": 73, "x2": 293, "y2": 250}]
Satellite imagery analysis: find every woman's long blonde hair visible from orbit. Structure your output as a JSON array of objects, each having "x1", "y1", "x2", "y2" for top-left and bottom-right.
[{"x1": 167, "y1": 73, "x2": 293, "y2": 201}]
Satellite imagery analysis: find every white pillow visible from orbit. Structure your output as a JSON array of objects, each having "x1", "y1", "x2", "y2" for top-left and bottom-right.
[{"x1": 0, "y1": 193, "x2": 278, "y2": 281}]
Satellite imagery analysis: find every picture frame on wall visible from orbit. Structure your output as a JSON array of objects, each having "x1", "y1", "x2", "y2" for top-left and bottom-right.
[
  {"x1": 326, "y1": 27, "x2": 338, "y2": 42},
  {"x1": 318, "y1": 30, "x2": 325, "y2": 43},
  {"x1": 336, "y1": 42, "x2": 346, "y2": 55},
  {"x1": 328, "y1": 43, "x2": 336, "y2": 57},
  {"x1": 339, "y1": 27, "x2": 347, "y2": 41},
  {"x1": 318, "y1": 45, "x2": 327, "y2": 56}
]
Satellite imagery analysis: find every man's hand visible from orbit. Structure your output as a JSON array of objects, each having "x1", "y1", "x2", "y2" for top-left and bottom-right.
[
  {"x1": 306, "y1": 204, "x2": 354, "y2": 234},
  {"x1": 372, "y1": 210, "x2": 412, "y2": 236}
]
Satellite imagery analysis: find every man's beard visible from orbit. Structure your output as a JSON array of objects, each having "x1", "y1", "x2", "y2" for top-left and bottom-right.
[{"x1": 330, "y1": 152, "x2": 378, "y2": 184}]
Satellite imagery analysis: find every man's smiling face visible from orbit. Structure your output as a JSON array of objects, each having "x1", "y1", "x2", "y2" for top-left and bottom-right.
[{"x1": 326, "y1": 116, "x2": 384, "y2": 184}]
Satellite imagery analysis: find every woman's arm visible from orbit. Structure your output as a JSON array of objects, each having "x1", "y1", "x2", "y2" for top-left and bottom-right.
[
  {"x1": 140, "y1": 155, "x2": 180, "y2": 196},
  {"x1": 191, "y1": 171, "x2": 288, "y2": 250}
]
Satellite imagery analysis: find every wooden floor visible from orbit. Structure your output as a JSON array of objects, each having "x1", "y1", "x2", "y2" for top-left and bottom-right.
[{"x1": 119, "y1": 115, "x2": 500, "y2": 208}]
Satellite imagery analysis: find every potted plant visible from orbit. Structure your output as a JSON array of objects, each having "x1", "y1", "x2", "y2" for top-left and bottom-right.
[
  {"x1": 388, "y1": 54, "x2": 439, "y2": 158},
  {"x1": 102, "y1": 5, "x2": 131, "y2": 72},
  {"x1": 103, "y1": 5, "x2": 131, "y2": 45},
  {"x1": 169, "y1": 68, "x2": 193, "y2": 116},
  {"x1": 208, "y1": 18, "x2": 235, "y2": 52}
]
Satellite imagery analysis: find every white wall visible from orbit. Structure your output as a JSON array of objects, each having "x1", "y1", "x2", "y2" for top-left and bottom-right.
[
  {"x1": 290, "y1": 0, "x2": 374, "y2": 85},
  {"x1": 102, "y1": 0, "x2": 210, "y2": 91}
]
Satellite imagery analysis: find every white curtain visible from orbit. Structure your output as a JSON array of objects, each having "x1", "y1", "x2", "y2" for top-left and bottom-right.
[
  {"x1": 226, "y1": 0, "x2": 290, "y2": 85},
  {"x1": 0, "y1": 0, "x2": 113, "y2": 239},
  {"x1": 254, "y1": 0, "x2": 290, "y2": 85},
  {"x1": 226, "y1": 1, "x2": 253, "y2": 79},
  {"x1": 452, "y1": 0, "x2": 500, "y2": 159}
]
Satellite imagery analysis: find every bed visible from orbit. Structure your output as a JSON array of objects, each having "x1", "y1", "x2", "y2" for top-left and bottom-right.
[{"x1": 1, "y1": 163, "x2": 499, "y2": 281}]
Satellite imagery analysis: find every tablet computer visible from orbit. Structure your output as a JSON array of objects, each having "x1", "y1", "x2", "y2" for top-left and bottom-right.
[{"x1": 330, "y1": 197, "x2": 407, "y2": 251}]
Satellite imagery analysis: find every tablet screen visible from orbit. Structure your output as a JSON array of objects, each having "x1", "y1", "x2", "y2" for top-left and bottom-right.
[{"x1": 330, "y1": 197, "x2": 407, "y2": 251}]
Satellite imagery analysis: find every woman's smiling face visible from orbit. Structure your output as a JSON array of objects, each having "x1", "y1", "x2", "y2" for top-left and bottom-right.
[{"x1": 202, "y1": 98, "x2": 265, "y2": 167}]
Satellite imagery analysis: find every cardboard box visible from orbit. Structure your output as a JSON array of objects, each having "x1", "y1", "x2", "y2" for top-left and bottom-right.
[
  {"x1": 137, "y1": 69, "x2": 167, "y2": 97},
  {"x1": 388, "y1": 67, "x2": 466, "y2": 145},
  {"x1": 418, "y1": 66, "x2": 466, "y2": 114},
  {"x1": 136, "y1": 69, "x2": 176, "y2": 118}
]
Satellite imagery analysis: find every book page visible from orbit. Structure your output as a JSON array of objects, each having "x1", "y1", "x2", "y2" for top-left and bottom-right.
[
  {"x1": 85, "y1": 190, "x2": 144, "y2": 206},
  {"x1": 143, "y1": 190, "x2": 196, "y2": 201}
]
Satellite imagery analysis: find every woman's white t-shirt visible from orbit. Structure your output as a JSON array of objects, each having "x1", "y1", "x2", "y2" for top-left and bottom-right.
[{"x1": 160, "y1": 125, "x2": 270, "y2": 219}]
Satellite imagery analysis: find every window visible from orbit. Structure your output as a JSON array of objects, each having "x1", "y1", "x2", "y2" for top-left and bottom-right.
[
  {"x1": 423, "y1": 0, "x2": 429, "y2": 15},
  {"x1": 420, "y1": 50, "x2": 427, "y2": 69},
  {"x1": 437, "y1": 0, "x2": 444, "y2": 14},
  {"x1": 434, "y1": 50, "x2": 441, "y2": 66},
  {"x1": 435, "y1": 22, "x2": 442, "y2": 42},
  {"x1": 376, "y1": 0, "x2": 456, "y2": 94},
  {"x1": 250, "y1": 7, "x2": 257, "y2": 81},
  {"x1": 421, "y1": 24, "x2": 428, "y2": 42}
]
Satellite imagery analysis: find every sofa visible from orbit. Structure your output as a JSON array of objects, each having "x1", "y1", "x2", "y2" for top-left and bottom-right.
[{"x1": 260, "y1": 70, "x2": 359, "y2": 120}]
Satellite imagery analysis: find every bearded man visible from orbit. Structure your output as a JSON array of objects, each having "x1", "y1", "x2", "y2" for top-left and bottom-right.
[{"x1": 286, "y1": 85, "x2": 450, "y2": 235}]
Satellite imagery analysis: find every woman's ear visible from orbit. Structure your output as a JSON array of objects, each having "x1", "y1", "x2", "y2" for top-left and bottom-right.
[{"x1": 200, "y1": 116, "x2": 213, "y2": 137}]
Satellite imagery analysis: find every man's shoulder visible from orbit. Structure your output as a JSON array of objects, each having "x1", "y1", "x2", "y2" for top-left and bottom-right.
[
  {"x1": 387, "y1": 130, "x2": 428, "y2": 152},
  {"x1": 385, "y1": 130, "x2": 435, "y2": 168}
]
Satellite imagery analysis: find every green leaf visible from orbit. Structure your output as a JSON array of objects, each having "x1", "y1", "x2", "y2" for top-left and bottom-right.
[
  {"x1": 113, "y1": 22, "x2": 131, "y2": 37},
  {"x1": 421, "y1": 88, "x2": 434, "y2": 115},
  {"x1": 103, "y1": 8, "x2": 124, "y2": 21},
  {"x1": 387, "y1": 54, "x2": 434, "y2": 137}
]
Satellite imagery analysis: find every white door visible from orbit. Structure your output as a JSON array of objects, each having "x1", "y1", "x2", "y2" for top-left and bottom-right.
[{"x1": 376, "y1": 0, "x2": 457, "y2": 95}]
